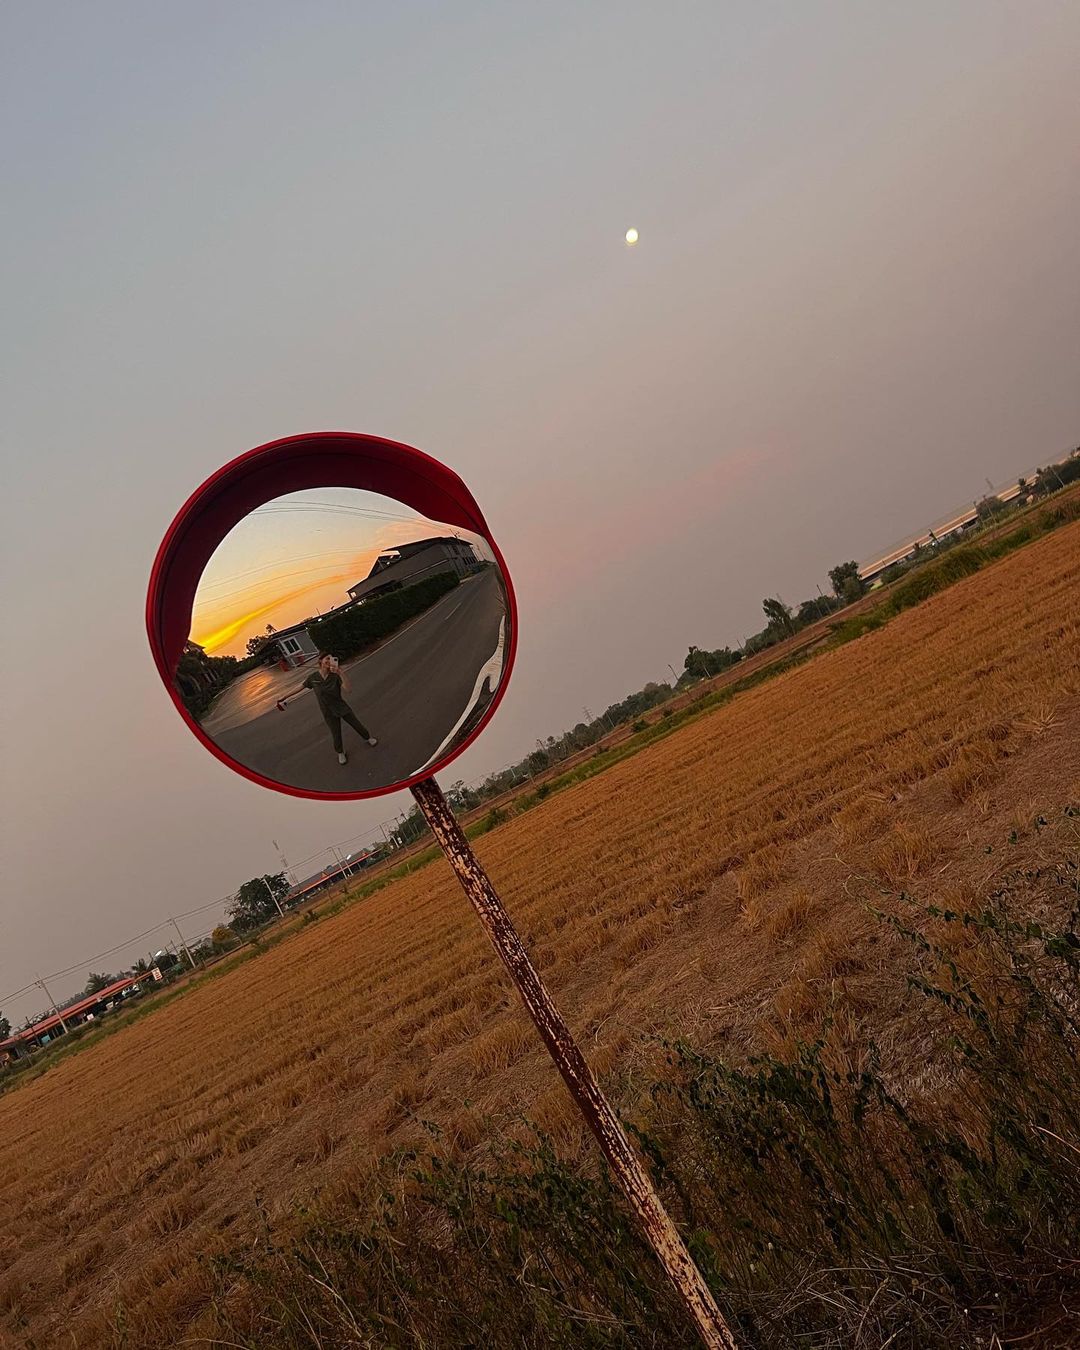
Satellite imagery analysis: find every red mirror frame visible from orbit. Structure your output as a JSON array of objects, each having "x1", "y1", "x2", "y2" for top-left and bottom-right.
[{"x1": 146, "y1": 431, "x2": 518, "y2": 801}]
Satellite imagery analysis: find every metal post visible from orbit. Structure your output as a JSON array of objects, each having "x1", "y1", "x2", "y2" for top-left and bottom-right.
[
  {"x1": 410, "y1": 776, "x2": 738, "y2": 1350},
  {"x1": 332, "y1": 844, "x2": 354, "y2": 880},
  {"x1": 262, "y1": 877, "x2": 286, "y2": 918},
  {"x1": 169, "y1": 918, "x2": 198, "y2": 970},
  {"x1": 36, "y1": 975, "x2": 70, "y2": 1034}
]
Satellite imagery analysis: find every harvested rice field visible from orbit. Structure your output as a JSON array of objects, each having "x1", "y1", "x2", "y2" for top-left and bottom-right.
[{"x1": 1, "y1": 520, "x2": 1078, "y2": 1348}]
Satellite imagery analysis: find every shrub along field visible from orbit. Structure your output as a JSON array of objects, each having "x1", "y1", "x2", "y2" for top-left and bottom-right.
[{"x1": 0, "y1": 522, "x2": 1078, "y2": 1348}]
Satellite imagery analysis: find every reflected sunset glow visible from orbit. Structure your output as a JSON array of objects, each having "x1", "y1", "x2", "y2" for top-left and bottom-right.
[{"x1": 190, "y1": 489, "x2": 487, "y2": 657}]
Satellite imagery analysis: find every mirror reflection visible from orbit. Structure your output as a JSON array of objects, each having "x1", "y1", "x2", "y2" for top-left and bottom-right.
[{"x1": 174, "y1": 488, "x2": 510, "y2": 794}]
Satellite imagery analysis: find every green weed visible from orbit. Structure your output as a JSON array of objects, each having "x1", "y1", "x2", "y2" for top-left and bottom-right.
[{"x1": 202, "y1": 844, "x2": 1080, "y2": 1348}]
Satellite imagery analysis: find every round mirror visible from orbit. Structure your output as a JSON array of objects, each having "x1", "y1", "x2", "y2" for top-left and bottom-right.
[{"x1": 147, "y1": 433, "x2": 516, "y2": 799}]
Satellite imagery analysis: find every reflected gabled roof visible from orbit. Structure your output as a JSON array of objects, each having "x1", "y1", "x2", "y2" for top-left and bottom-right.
[{"x1": 353, "y1": 536, "x2": 469, "y2": 587}]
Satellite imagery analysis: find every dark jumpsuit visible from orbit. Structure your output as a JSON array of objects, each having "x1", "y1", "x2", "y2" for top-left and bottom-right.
[{"x1": 303, "y1": 670, "x2": 370, "y2": 754}]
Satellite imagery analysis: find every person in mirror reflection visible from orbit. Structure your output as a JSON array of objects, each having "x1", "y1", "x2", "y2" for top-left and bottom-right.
[{"x1": 281, "y1": 652, "x2": 378, "y2": 766}]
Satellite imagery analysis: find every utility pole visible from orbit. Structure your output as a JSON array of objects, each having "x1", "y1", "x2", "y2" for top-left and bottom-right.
[
  {"x1": 262, "y1": 877, "x2": 285, "y2": 917},
  {"x1": 331, "y1": 845, "x2": 354, "y2": 879},
  {"x1": 667, "y1": 664, "x2": 680, "y2": 685},
  {"x1": 584, "y1": 706, "x2": 612, "y2": 731},
  {"x1": 35, "y1": 974, "x2": 70, "y2": 1034},
  {"x1": 169, "y1": 917, "x2": 198, "y2": 970}
]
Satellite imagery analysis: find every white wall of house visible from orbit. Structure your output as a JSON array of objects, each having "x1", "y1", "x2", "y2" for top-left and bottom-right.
[{"x1": 277, "y1": 629, "x2": 320, "y2": 668}]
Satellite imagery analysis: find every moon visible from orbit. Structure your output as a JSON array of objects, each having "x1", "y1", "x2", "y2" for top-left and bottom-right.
[{"x1": 624, "y1": 227, "x2": 639, "y2": 245}]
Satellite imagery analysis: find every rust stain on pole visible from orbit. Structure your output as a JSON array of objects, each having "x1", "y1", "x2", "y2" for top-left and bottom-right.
[{"x1": 412, "y1": 776, "x2": 738, "y2": 1350}]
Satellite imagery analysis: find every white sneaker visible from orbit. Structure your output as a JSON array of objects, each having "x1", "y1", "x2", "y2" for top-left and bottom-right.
[
  {"x1": 337, "y1": 751, "x2": 348, "y2": 765},
  {"x1": 368, "y1": 737, "x2": 378, "y2": 747}
]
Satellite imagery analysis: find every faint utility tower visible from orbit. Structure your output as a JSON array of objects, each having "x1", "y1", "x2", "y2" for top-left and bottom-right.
[{"x1": 273, "y1": 839, "x2": 297, "y2": 885}]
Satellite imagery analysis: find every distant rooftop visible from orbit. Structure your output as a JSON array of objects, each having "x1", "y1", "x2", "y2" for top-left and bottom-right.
[{"x1": 0, "y1": 972, "x2": 145, "y2": 1050}]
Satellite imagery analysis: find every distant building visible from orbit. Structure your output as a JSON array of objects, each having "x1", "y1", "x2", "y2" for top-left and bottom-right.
[
  {"x1": 858, "y1": 479, "x2": 1030, "y2": 585},
  {"x1": 0, "y1": 973, "x2": 148, "y2": 1064},
  {"x1": 283, "y1": 849, "x2": 385, "y2": 907},
  {"x1": 347, "y1": 537, "x2": 479, "y2": 605}
]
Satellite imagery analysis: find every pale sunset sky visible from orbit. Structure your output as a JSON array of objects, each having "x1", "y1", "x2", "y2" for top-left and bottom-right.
[{"x1": 2, "y1": 2, "x2": 1078, "y2": 1019}]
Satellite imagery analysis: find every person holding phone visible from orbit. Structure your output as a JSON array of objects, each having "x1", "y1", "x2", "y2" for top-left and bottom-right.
[{"x1": 279, "y1": 652, "x2": 377, "y2": 765}]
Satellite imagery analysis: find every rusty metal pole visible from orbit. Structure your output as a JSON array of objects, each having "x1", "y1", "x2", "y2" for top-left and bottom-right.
[{"x1": 411, "y1": 776, "x2": 738, "y2": 1350}]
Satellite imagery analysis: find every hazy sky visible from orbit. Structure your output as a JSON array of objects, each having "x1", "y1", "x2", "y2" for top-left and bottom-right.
[{"x1": 2, "y1": 3, "x2": 1078, "y2": 1020}]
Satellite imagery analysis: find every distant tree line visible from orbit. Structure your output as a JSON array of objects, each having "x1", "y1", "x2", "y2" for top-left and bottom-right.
[
  {"x1": 737, "y1": 562, "x2": 863, "y2": 661},
  {"x1": 1028, "y1": 451, "x2": 1080, "y2": 497},
  {"x1": 175, "y1": 649, "x2": 247, "y2": 718}
]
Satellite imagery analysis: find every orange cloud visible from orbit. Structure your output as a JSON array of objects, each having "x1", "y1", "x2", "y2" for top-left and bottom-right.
[
  {"x1": 194, "y1": 563, "x2": 373, "y2": 653},
  {"x1": 192, "y1": 518, "x2": 468, "y2": 655}
]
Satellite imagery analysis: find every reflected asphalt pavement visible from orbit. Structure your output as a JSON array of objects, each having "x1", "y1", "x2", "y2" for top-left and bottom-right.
[{"x1": 202, "y1": 568, "x2": 507, "y2": 793}]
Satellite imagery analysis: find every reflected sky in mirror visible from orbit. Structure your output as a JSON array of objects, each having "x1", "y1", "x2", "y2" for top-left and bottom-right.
[{"x1": 176, "y1": 488, "x2": 509, "y2": 795}]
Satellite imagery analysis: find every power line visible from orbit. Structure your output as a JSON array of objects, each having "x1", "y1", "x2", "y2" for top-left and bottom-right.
[
  {"x1": 1, "y1": 731, "x2": 630, "y2": 1013},
  {"x1": 0, "y1": 979, "x2": 40, "y2": 1005},
  {"x1": 21, "y1": 921, "x2": 178, "y2": 985},
  {"x1": 196, "y1": 547, "x2": 380, "y2": 593},
  {"x1": 173, "y1": 894, "x2": 237, "y2": 921}
]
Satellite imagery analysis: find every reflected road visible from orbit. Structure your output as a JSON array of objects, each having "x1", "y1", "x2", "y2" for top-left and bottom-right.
[{"x1": 201, "y1": 568, "x2": 507, "y2": 792}]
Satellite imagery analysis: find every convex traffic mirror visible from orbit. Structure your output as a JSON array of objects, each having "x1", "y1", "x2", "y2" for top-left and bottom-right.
[{"x1": 147, "y1": 433, "x2": 516, "y2": 799}]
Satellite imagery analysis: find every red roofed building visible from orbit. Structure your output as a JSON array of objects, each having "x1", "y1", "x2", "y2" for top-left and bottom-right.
[
  {"x1": 0, "y1": 973, "x2": 148, "y2": 1064},
  {"x1": 284, "y1": 848, "x2": 385, "y2": 907}
]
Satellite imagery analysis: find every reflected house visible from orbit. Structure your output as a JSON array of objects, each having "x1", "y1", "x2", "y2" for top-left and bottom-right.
[
  {"x1": 263, "y1": 620, "x2": 320, "y2": 670},
  {"x1": 347, "y1": 536, "x2": 479, "y2": 605}
]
